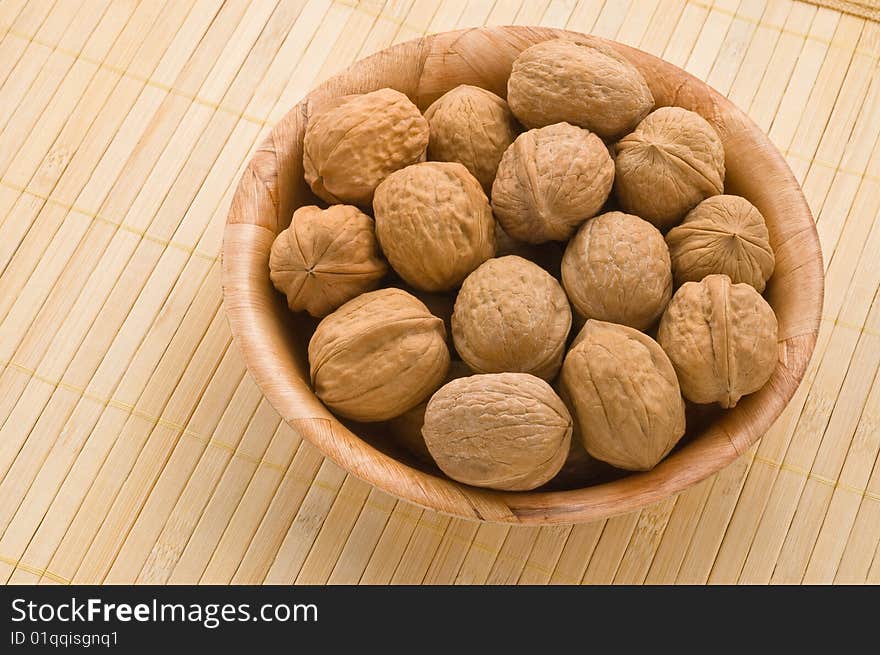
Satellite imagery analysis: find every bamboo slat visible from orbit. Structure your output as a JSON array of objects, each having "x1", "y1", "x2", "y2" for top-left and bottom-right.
[{"x1": 0, "y1": 0, "x2": 877, "y2": 585}]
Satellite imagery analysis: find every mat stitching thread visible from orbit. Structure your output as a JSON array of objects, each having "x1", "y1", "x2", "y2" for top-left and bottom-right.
[
  {"x1": 1, "y1": 0, "x2": 878, "y2": 137},
  {"x1": 751, "y1": 455, "x2": 880, "y2": 500},
  {"x1": 5, "y1": 359, "x2": 288, "y2": 474},
  {"x1": 785, "y1": 149, "x2": 880, "y2": 183},
  {"x1": 0, "y1": 28, "x2": 272, "y2": 128},
  {"x1": 9, "y1": 353, "x2": 880, "y2": 501},
  {"x1": 0, "y1": 180, "x2": 219, "y2": 262},
  {"x1": 3, "y1": 145, "x2": 877, "y2": 271},
  {"x1": 0, "y1": 554, "x2": 70, "y2": 585},
  {"x1": 821, "y1": 314, "x2": 880, "y2": 337}
]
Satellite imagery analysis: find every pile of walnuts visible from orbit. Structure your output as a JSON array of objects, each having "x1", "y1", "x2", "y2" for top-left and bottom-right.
[{"x1": 269, "y1": 37, "x2": 779, "y2": 492}]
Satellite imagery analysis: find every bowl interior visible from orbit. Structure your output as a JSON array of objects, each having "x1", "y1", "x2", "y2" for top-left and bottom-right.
[{"x1": 222, "y1": 26, "x2": 823, "y2": 523}]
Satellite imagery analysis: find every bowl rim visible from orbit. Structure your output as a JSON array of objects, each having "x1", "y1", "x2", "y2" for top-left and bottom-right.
[{"x1": 221, "y1": 25, "x2": 824, "y2": 524}]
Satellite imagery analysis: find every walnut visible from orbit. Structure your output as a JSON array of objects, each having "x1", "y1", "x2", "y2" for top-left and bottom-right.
[
  {"x1": 308, "y1": 288, "x2": 450, "y2": 422},
  {"x1": 553, "y1": 384, "x2": 617, "y2": 485},
  {"x1": 561, "y1": 211, "x2": 672, "y2": 331},
  {"x1": 269, "y1": 205, "x2": 387, "y2": 317},
  {"x1": 507, "y1": 38, "x2": 654, "y2": 140},
  {"x1": 387, "y1": 361, "x2": 472, "y2": 464},
  {"x1": 666, "y1": 195, "x2": 775, "y2": 292},
  {"x1": 424, "y1": 85, "x2": 518, "y2": 191},
  {"x1": 303, "y1": 88, "x2": 428, "y2": 206},
  {"x1": 452, "y1": 256, "x2": 571, "y2": 380},
  {"x1": 422, "y1": 372, "x2": 572, "y2": 490},
  {"x1": 491, "y1": 122, "x2": 614, "y2": 243},
  {"x1": 657, "y1": 274, "x2": 778, "y2": 408},
  {"x1": 560, "y1": 320, "x2": 686, "y2": 471},
  {"x1": 374, "y1": 162, "x2": 496, "y2": 292},
  {"x1": 614, "y1": 107, "x2": 725, "y2": 231}
]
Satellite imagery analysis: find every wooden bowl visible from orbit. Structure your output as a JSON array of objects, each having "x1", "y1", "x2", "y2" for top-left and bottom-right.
[{"x1": 222, "y1": 26, "x2": 823, "y2": 524}]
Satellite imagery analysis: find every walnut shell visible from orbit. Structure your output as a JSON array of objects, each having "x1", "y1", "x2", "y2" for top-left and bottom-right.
[
  {"x1": 308, "y1": 288, "x2": 450, "y2": 422},
  {"x1": 561, "y1": 211, "x2": 672, "y2": 331},
  {"x1": 374, "y1": 162, "x2": 496, "y2": 292},
  {"x1": 387, "y1": 361, "x2": 473, "y2": 464},
  {"x1": 491, "y1": 122, "x2": 614, "y2": 244},
  {"x1": 657, "y1": 274, "x2": 778, "y2": 408},
  {"x1": 303, "y1": 88, "x2": 429, "y2": 206},
  {"x1": 554, "y1": 381, "x2": 618, "y2": 486},
  {"x1": 269, "y1": 205, "x2": 388, "y2": 317},
  {"x1": 560, "y1": 320, "x2": 686, "y2": 471},
  {"x1": 507, "y1": 38, "x2": 654, "y2": 140},
  {"x1": 422, "y1": 372, "x2": 572, "y2": 490},
  {"x1": 452, "y1": 256, "x2": 571, "y2": 380},
  {"x1": 424, "y1": 85, "x2": 518, "y2": 191},
  {"x1": 666, "y1": 195, "x2": 775, "y2": 292},
  {"x1": 394, "y1": 283, "x2": 456, "y2": 344},
  {"x1": 614, "y1": 107, "x2": 725, "y2": 231}
]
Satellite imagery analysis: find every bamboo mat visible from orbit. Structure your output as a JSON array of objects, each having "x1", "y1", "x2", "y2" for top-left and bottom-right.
[
  {"x1": 808, "y1": 0, "x2": 879, "y2": 22},
  {"x1": 0, "y1": 0, "x2": 878, "y2": 586}
]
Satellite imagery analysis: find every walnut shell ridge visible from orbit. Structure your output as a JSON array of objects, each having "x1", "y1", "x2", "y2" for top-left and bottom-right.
[
  {"x1": 507, "y1": 38, "x2": 654, "y2": 140},
  {"x1": 452, "y1": 256, "x2": 572, "y2": 380},
  {"x1": 303, "y1": 88, "x2": 429, "y2": 206},
  {"x1": 422, "y1": 372, "x2": 572, "y2": 491},
  {"x1": 491, "y1": 122, "x2": 614, "y2": 244},
  {"x1": 562, "y1": 211, "x2": 672, "y2": 331},
  {"x1": 424, "y1": 85, "x2": 518, "y2": 191},
  {"x1": 374, "y1": 162, "x2": 496, "y2": 292},
  {"x1": 666, "y1": 195, "x2": 775, "y2": 292},
  {"x1": 614, "y1": 107, "x2": 725, "y2": 231},
  {"x1": 269, "y1": 205, "x2": 387, "y2": 317},
  {"x1": 560, "y1": 320, "x2": 686, "y2": 471},
  {"x1": 308, "y1": 288, "x2": 450, "y2": 422},
  {"x1": 386, "y1": 279, "x2": 456, "y2": 350},
  {"x1": 657, "y1": 274, "x2": 778, "y2": 409}
]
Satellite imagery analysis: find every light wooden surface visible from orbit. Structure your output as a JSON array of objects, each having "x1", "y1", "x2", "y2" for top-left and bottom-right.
[
  {"x1": 222, "y1": 24, "x2": 823, "y2": 524},
  {"x1": 0, "y1": 0, "x2": 877, "y2": 583}
]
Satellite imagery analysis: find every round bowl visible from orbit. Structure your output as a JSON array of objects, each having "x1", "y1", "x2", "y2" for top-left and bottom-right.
[{"x1": 221, "y1": 26, "x2": 823, "y2": 524}]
